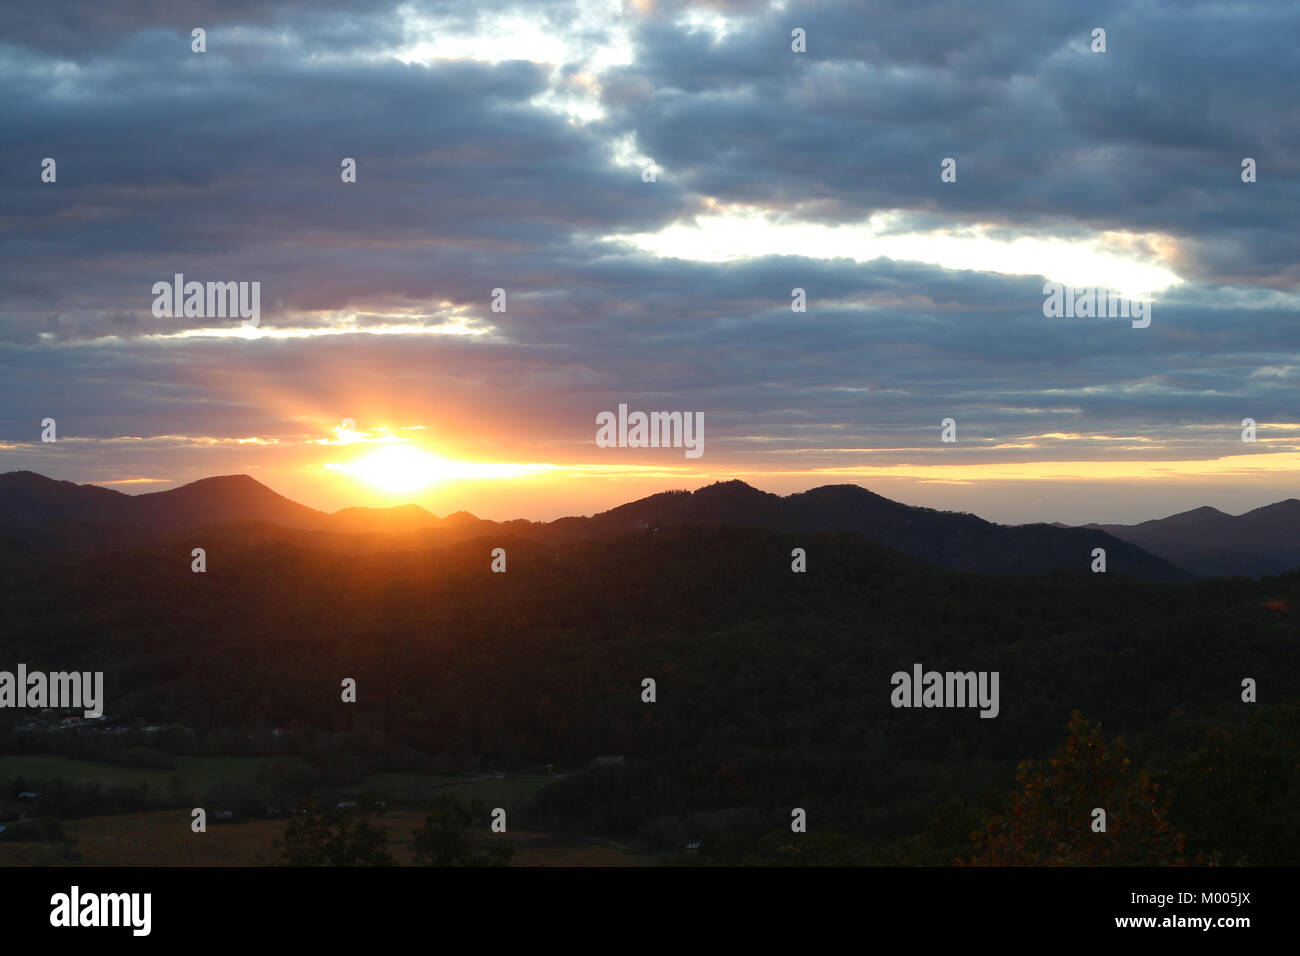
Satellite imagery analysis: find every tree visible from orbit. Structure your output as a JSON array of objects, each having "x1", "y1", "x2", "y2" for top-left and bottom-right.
[
  {"x1": 272, "y1": 807, "x2": 395, "y2": 866},
  {"x1": 411, "y1": 795, "x2": 513, "y2": 867},
  {"x1": 1165, "y1": 703, "x2": 1300, "y2": 866},
  {"x1": 964, "y1": 711, "x2": 1186, "y2": 866}
]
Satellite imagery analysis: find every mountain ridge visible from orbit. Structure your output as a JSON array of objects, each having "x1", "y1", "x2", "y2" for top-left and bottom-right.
[
  {"x1": 0, "y1": 470, "x2": 1192, "y2": 579},
  {"x1": 1084, "y1": 497, "x2": 1300, "y2": 577}
]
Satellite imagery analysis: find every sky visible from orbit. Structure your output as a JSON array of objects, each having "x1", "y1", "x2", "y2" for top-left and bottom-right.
[{"x1": 1, "y1": 0, "x2": 1298, "y2": 525}]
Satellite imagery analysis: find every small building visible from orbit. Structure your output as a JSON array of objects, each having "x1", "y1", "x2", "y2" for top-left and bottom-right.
[{"x1": 592, "y1": 755, "x2": 626, "y2": 768}]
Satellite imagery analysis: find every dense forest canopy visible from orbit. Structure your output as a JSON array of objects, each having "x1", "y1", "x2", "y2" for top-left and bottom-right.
[{"x1": 1, "y1": 525, "x2": 1296, "y2": 862}]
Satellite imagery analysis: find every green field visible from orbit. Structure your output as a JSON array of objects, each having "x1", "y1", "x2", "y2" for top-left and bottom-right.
[
  {"x1": 0, "y1": 755, "x2": 558, "y2": 812},
  {"x1": 0, "y1": 807, "x2": 656, "y2": 867},
  {"x1": 359, "y1": 771, "x2": 556, "y2": 807},
  {"x1": 0, "y1": 754, "x2": 309, "y2": 793}
]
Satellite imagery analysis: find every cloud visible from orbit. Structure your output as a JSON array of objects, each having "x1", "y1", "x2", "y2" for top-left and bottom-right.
[{"x1": 1, "y1": 0, "x2": 1297, "y2": 519}]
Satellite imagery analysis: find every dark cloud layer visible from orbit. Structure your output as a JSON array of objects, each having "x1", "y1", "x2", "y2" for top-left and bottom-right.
[{"x1": 1, "y1": 0, "x2": 1296, "y2": 513}]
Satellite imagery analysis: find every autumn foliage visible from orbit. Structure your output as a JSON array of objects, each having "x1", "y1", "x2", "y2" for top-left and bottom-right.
[{"x1": 964, "y1": 712, "x2": 1186, "y2": 866}]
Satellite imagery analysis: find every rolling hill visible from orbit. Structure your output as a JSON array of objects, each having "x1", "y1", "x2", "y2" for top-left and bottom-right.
[
  {"x1": 0, "y1": 471, "x2": 1189, "y2": 579},
  {"x1": 1084, "y1": 499, "x2": 1300, "y2": 577}
]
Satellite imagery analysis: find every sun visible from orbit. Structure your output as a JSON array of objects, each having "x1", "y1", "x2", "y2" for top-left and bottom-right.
[
  {"x1": 344, "y1": 444, "x2": 447, "y2": 495},
  {"x1": 325, "y1": 436, "x2": 562, "y2": 497}
]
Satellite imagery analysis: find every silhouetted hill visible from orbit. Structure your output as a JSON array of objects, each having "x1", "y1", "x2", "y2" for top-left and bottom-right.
[
  {"x1": 328, "y1": 503, "x2": 439, "y2": 535},
  {"x1": 137, "y1": 474, "x2": 330, "y2": 531},
  {"x1": 0, "y1": 471, "x2": 130, "y2": 523},
  {"x1": 574, "y1": 480, "x2": 1188, "y2": 579},
  {"x1": 0, "y1": 471, "x2": 329, "y2": 533},
  {"x1": 1086, "y1": 499, "x2": 1300, "y2": 577},
  {"x1": 0, "y1": 471, "x2": 1189, "y2": 578}
]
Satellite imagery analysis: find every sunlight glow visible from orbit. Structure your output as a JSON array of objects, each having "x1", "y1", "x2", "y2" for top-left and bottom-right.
[
  {"x1": 327, "y1": 444, "x2": 560, "y2": 494},
  {"x1": 615, "y1": 207, "x2": 1184, "y2": 298},
  {"x1": 331, "y1": 445, "x2": 451, "y2": 494},
  {"x1": 384, "y1": 1, "x2": 636, "y2": 123}
]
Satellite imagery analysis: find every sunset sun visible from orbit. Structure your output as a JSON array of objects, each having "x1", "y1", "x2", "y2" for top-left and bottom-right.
[
  {"x1": 328, "y1": 441, "x2": 560, "y2": 496},
  {"x1": 344, "y1": 444, "x2": 447, "y2": 494}
]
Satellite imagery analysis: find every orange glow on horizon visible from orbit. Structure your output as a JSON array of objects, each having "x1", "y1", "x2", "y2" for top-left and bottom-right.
[
  {"x1": 324, "y1": 442, "x2": 561, "y2": 496},
  {"x1": 331, "y1": 444, "x2": 449, "y2": 494}
]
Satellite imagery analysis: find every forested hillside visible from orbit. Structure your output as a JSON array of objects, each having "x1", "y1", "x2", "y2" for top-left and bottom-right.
[{"x1": 2, "y1": 525, "x2": 1295, "y2": 863}]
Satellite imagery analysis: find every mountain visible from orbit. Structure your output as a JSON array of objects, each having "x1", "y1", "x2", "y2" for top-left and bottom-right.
[
  {"x1": 0, "y1": 471, "x2": 1187, "y2": 578},
  {"x1": 0, "y1": 470, "x2": 132, "y2": 524},
  {"x1": 0, "y1": 471, "x2": 328, "y2": 534},
  {"x1": 327, "y1": 503, "x2": 440, "y2": 535},
  {"x1": 0, "y1": 471, "x2": 516, "y2": 554},
  {"x1": 132, "y1": 474, "x2": 330, "y2": 531},
  {"x1": 570, "y1": 480, "x2": 1188, "y2": 579},
  {"x1": 1085, "y1": 499, "x2": 1300, "y2": 577}
]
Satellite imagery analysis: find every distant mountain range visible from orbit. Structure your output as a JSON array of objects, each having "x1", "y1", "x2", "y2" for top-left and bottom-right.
[
  {"x1": 1083, "y1": 501, "x2": 1300, "y2": 577},
  {"x1": 7, "y1": 470, "x2": 1297, "y2": 578},
  {"x1": 569, "y1": 480, "x2": 1188, "y2": 578},
  {"x1": 0, "y1": 471, "x2": 515, "y2": 553},
  {"x1": 0, "y1": 470, "x2": 1213, "y2": 579}
]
